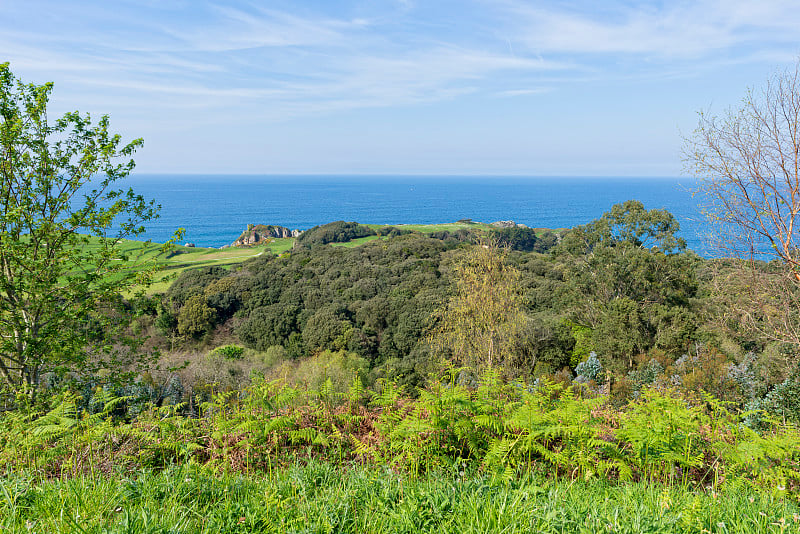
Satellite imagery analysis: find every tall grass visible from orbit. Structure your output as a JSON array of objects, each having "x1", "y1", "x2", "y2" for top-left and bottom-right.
[{"x1": 2, "y1": 461, "x2": 798, "y2": 533}]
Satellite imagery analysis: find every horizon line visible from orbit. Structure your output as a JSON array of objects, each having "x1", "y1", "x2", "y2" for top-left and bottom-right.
[{"x1": 131, "y1": 172, "x2": 693, "y2": 179}]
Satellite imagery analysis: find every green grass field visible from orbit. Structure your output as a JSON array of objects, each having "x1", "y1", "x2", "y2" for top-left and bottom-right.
[
  {"x1": 104, "y1": 238, "x2": 294, "y2": 294},
  {"x1": 3, "y1": 462, "x2": 797, "y2": 533}
]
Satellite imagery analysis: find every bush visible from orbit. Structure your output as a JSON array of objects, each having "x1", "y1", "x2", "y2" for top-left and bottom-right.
[
  {"x1": 237, "y1": 304, "x2": 301, "y2": 351},
  {"x1": 761, "y1": 371, "x2": 800, "y2": 423},
  {"x1": 177, "y1": 295, "x2": 216, "y2": 338},
  {"x1": 259, "y1": 345, "x2": 288, "y2": 367},
  {"x1": 302, "y1": 308, "x2": 351, "y2": 353},
  {"x1": 375, "y1": 226, "x2": 412, "y2": 237},
  {"x1": 167, "y1": 266, "x2": 229, "y2": 310},
  {"x1": 213, "y1": 344, "x2": 245, "y2": 360},
  {"x1": 155, "y1": 307, "x2": 177, "y2": 336},
  {"x1": 493, "y1": 227, "x2": 539, "y2": 251},
  {"x1": 533, "y1": 231, "x2": 559, "y2": 253},
  {"x1": 295, "y1": 221, "x2": 376, "y2": 247},
  {"x1": 574, "y1": 351, "x2": 604, "y2": 384},
  {"x1": 295, "y1": 350, "x2": 370, "y2": 392}
]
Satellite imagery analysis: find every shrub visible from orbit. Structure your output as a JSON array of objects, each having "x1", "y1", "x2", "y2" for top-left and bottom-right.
[
  {"x1": 213, "y1": 345, "x2": 245, "y2": 360},
  {"x1": 167, "y1": 266, "x2": 229, "y2": 310},
  {"x1": 533, "y1": 231, "x2": 559, "y2": 252},
  {"x1": 154, "y1": 307, "x2": 177, "y2": 336},
  {"x1": 177, "y1": 295, "x2": 217, "y2": 338},
  {"x1": 627, "y1": 358, "x2": 664, "y2": 390},
  {"x1": 376, "y1": 226, "x2": 412, "y2": 237},
  {"x1": 493, "y1": 227, "x2": 539, "y2": 251},
  {"x1": 761, "y1": 371, "x2": 800, "y2": 423},
  {"x1": 296, "y1": 221, "x2": 376, "y2": 247},
  {"x1": 260, "y1": 345, "x2": 288, "y2": 367},
  {"x1": 302, "y1": 309, "x2": 351, "y2": 353},
  {"x1": 574, "y1": 351, "x2": 604, "y2": 384}
]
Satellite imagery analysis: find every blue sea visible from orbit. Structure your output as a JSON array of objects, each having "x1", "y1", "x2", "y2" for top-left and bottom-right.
[{"x1": 126, "y1": 175, "x2": 707, "y2": 253}]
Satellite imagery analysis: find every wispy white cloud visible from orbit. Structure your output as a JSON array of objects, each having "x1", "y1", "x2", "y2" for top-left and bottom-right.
[
  {"x1": 3, "y1": 0, "x2": 800, "y2": 173},
  {"x1": 502, "y1": 0, "x2": 800, "y2": 58},
  {"x1": 496, "y1": 88, "x2": 552, "y2": 97},
  {"x1": 152, "y1": 4, "x2": 352, "y2": 53},
  {"x1": 2, "y1": 1, "x2": 573, "y2": 121}
]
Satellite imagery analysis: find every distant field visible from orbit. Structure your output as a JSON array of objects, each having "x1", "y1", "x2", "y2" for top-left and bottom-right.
[
  {"x1": 144, "y1": 238, "x2": 292, "y2": 293},
  {"x1": 112, "y1": 221, "x2": 553, "y2": 293}
]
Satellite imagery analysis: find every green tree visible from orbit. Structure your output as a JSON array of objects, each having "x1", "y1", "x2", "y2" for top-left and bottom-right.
[
  {"x1": 0, "y1": 63, "x2": 170, "y2": 397},
  {"x1": 177, "y1": 295, "x2": 216, "y2": 338},
  {"x1": 429, "y1": 241, "x2": 529, "y2": 374},
  {"x1": 555, "y1": 201, "x2": 698, "y2": 370}
]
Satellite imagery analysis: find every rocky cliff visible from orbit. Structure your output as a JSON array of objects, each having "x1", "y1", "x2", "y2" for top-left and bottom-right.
[
  {"x1": 490, "y1": 220, "x2": 528, "y2": 229},
  {"x1": 230, "y1": 224, "x2": 302, "y2": 247}
]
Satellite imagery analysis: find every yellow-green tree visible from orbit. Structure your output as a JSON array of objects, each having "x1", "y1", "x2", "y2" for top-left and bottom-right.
[{"x1": 429, "y1": 241, "x2": 528, "y2": 374}]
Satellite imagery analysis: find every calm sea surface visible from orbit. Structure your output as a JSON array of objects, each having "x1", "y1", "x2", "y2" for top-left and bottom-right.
[{"x1": 126, "y1": 175, "x2": 707, "y2": 253}]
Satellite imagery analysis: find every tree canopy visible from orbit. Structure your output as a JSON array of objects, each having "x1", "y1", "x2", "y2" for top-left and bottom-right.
[{"x1": 0, "y1": 63, "x2": 169, "y2": 397}]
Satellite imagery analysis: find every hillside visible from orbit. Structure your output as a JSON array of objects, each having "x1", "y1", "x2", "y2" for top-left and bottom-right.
[{"x1": 128, "y1": 220, "x2": 555, "y2": 293}]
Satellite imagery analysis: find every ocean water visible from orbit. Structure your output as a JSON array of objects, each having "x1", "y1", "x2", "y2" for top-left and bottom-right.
[{"x1": 125, "y1": 175, "x2": 707, "y2": 253}]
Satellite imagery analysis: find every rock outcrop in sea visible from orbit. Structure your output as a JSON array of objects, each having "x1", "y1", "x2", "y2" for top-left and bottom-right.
[{"x1": 230, "y1": 224, "x2": 302, "y2": 247}]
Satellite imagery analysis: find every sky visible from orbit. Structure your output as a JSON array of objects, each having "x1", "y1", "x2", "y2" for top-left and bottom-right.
[{"x1": 2, "y1": 0, "x2": 800, "y2": 176}]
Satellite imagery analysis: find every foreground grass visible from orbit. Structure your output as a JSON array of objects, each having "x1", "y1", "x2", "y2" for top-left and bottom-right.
[{"x1": 3, "y1": 462, "x2": 798, "y2": 534}]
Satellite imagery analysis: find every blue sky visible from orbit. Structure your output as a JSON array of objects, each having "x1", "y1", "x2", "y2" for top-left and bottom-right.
[{"x1": 2, "y1": 0, "x2": 799, "y2": 176}]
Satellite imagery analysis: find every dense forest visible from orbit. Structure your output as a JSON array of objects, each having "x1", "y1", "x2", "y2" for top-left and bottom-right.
[{"x1": 101, "y1": 201, "x2": 797, "y2": 424}]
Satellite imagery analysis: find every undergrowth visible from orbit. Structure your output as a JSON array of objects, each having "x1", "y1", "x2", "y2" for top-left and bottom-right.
[{"x1": 1, "y1": 367, "x2": 798, "y2": 499}]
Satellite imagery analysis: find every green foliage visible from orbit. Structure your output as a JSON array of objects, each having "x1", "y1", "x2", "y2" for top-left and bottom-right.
[
  {"x1": 2, "y1": 370, "x2": 799, "y2": 504},
  {"x1": 375, "y1": 225, "x2": 412, "y2": 237},
  {"x1": 568, "y1": 322, "x2": 593, "y2": 366},
  {"x1": 558, "y1": 199, "x2": 686, "y2": 255},
  {"x1": 296, "y1": 221, "x2": 376, "y2": 247},
  {"x1": 429, "y1": 242, "x2": 528, "y2": 374},
  {"x1": 617, "y1": 390, "x2": 705, "y2": 482},
  {"x1": 574, "y1": 352, "x2": 604, "y2": 384},
  {"x1": 627, "y1": 358, "x2": 664, "y2": 389},
  {"x1": 213, "y1": 344, "x2": 245, "y2": 360},
  {"x1": 302, "y1": 308, "x2": 351, "y2": 352},
  {"x1": 166, "y1": 266, "x2": 229, "y2": 311},
  {"x1": 0, "y1": 63, "x2": 175, "y2": 398},
  {"x1": 492, "y1": 226, "x2": 539, "y2": 251},
  {"x1": 293, "y1": 350, "x2": 369, "y2": 393},
  {"x1": 761, "y1": 371, "x2": 800, "y2": 424},
  {"x1": 176, "y1": 295, "x2": 216, "y2": 338},
  {"x1": 555, "y1": 201, "x2": 699, "y2": 371},
  {"x1": 3, "y1": 462, "x2": 798, "y2": 533},
  {"x1": 103, "y1": 201, "x2": 799, "y2": 425},
  {"x1": 227, "y1": 234, "x2": 453, "y2": 378}
]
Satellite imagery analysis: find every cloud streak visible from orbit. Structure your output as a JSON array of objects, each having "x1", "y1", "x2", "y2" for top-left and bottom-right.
[{"x1": 503, "y1": 0, "x2": 800, "y2": 58}]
